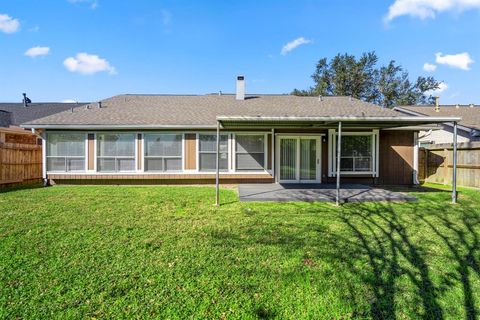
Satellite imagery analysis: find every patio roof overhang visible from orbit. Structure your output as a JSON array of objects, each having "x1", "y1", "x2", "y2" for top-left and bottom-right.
[{"x1": 217, "y1": 116, "x2": 462, "y2": 129}]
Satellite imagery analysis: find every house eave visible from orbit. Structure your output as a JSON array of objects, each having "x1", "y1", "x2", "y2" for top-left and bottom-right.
[{"x1": 20, "y1": 124, "x2": 218, "y2": 130}]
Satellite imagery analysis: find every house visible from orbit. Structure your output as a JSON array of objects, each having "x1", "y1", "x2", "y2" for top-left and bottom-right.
[
  {"x1": 395, "y1": 102, "x2": 480, "y2": 146},
  {"x1": 21, "y1": 77, "x2": 460, "y2": 188}
]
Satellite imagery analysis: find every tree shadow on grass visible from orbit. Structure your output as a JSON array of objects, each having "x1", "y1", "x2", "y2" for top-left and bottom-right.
[
  {"x1": 339, "y1": 202, "x2": 444, "y2": 319},
  {"x1": 411, "y1": 201, "x2": 480, "y2": 320},
  {"x1": 209, "y1": 198, "x2": 480, "y2": 319}
]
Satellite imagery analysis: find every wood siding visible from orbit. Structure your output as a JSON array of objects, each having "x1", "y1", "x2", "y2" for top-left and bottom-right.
[
  {"x1": 378, "y1": 131, "x2": 414, "y2": 185},
  {"x1": 137, "y1": 133, "x2": 142, "y2": 170},
  {"x1": 184, "y1": 133, "x2": 196, "y2": 170},
  {"x1": 49, "y1": 173, "x2": 273, "y2": 185},
  {"x1": 87, "y1": 133, "x2": 95, "y2": 170}
]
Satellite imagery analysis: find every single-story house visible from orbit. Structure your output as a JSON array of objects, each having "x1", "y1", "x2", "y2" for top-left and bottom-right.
[
  {"x1": 22, "y1": 77, "x2": 460, "y2": 190},
  {"x1": 395, "y1": 102, "x2": 480, "y2": 145}
]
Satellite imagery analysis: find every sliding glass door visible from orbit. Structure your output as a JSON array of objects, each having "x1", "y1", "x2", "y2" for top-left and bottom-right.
[{"x1": 278, "y1": 136, "x2": 321, "y2": 183}]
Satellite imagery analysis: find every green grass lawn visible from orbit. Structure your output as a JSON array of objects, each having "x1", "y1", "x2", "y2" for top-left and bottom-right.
[{"x1": 0, "y1": 184, "x2": 479, "y2": 319}]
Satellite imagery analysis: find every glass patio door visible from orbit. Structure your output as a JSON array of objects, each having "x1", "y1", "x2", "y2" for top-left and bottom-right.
[{"x1": 278, "y1": 136, "x2": 321, "y2": 183}]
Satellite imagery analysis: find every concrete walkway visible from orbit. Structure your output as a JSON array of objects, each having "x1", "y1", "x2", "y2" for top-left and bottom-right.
[{"x1": 238, "y1": 183, "x2": 417, "y2": 203}]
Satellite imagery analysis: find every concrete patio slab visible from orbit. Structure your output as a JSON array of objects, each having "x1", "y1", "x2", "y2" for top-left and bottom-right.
[{"x1": 238, "y1": 183, "x2": 417, "y2": 203}]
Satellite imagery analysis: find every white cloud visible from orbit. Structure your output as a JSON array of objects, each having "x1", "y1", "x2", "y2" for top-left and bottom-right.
[
  {"x1": 25, "y1": 46, "x2": 50, "y2": 58},
  {"x1": 62, "y1": 99, "x2": 77, "y2": 103},
  {"x1": 28, "y1": 26, "x2": 40, "y2": 32},
  {"x1": 435, "y1": 52, "x2": 474, "y2": 70},
  {"x1": 0, "y1": 14, "x2": 20, "y2": 34},
  {"x1": 423, "y1": 62, "x2": 437, "y2": 72},
  {"x1": 63, "y1": 53, "x2": 116, "y2": 75},
  {"x1": 281, "y1": 37, "x2": 312, "y2": 55},
  {"x1": 384, "y1": 0, "x2": 480, "y2": 22},
  {"x1": 68, "y1": 0, "x2": 98, "y2": 9},
  {"x1": 427, "y1": 82, "x2": 448, "y2": 96}
]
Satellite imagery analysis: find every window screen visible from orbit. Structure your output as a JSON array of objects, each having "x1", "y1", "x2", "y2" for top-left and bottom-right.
[
  {"x1": 235, "y1": 135, "x2": 265, "y2": 170},
  {"x1": 97, "y1": 133, "x2": 135, "y2": 172},
  {"x1": 144, "y1": 134, "x2": 182, "y2": 172},
  {"x1": 46, "y1": 133, "x2": 85, "y2": 172},
  {"x1": 198, "y1": 134, "x2": 228, "y2": 171}
]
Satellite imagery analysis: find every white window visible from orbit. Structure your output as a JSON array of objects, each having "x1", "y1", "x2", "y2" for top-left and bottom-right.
[
  {"x1": 46, "y1": 133, "x2": 86, "y2": 172},
  {"x1": 97, "y1": 133, "x2": 136, "y2": 172},
  {"x1": 144, "y1": 134, "x2": 182, "y2": 172},
  {"x1": 235, "y1": 134, "x2": 265, "y2": 171},
  {"x1": 329, "y1": 130, "x2": 379, "y2": 176},
  {"x1": 198, "y1": 134, "x2": 228, "y2": 172}
]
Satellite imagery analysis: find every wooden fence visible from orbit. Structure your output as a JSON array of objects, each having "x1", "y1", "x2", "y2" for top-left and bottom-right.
[
  {"x1": 0, "y1": 128, "x2": 42, "y2": 187},
  {"x1": 419, "y1": 141, "x2": 480, "y2": 189}
]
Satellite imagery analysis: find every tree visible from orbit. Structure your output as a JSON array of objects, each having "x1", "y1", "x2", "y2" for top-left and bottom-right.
[{"x1": 292, "y1": 51, "x2": 441, "y2": 108}]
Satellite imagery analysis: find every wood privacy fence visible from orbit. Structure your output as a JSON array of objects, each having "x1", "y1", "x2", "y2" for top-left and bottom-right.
[
  {"x1": 0, "y1": 128, "x2": 42, "y2": 187},
  {"x1": 419, "y1": 141, "x2": 480, "y2": 189}
]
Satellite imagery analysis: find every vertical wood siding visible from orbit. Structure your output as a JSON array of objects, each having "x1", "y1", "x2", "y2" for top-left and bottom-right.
[
  {"x1": 184, "y1": 133, "x2": 197, "y2": 170},
  {"x1": 87, "y1": 133, "x2": 95, "y2": 170},
  {"x1": 137, "y1": 133, "x2": 142, "y2": 170},
  {"x1": 378, "y1": 131, "x2": 414, "y2": 185}
]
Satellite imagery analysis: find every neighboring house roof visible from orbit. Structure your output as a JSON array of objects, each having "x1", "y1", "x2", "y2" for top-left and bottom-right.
[
  {"x1": 0, "y1": 110, "x2": 13, "y2": 127},
  {"x1": 395, "y1": 105, "x2": 480, "y2": 133},
  {"x1": 24, "y1": 94, "x2": 414, "y2": 128},
  {"x1": 0, "y1": 102, "x2": 86, "y2": 127}
]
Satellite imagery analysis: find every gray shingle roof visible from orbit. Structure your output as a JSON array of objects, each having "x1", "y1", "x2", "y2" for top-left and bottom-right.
[
  {"x1": 397, "y1": 105, "x2": 479, "y2": 130},
  {"x1": 24, "y1": 94, "x2": 406, "y2": 127},
  {"x1": 0, "y1": 102, "x2": 87, "y2": 127}
]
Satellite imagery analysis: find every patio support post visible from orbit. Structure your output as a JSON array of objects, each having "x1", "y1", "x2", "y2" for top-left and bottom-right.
[
  {"x1": 452, "y1": 121, "x2": 458, "y2": 204},
  {"x1": 271, "y1": 128, "x2": 275, "y2": 183},
  {"x1": 215, "y1": 120, "x2": 220, "y2": 206},
  {"x1": 336, "y1": 121, "x2": 342, "y2": 206}
]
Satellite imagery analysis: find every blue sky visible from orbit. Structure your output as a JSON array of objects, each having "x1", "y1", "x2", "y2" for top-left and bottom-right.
[{"x1": 1, "y1": 0, "x2": 479, "y2": 104}]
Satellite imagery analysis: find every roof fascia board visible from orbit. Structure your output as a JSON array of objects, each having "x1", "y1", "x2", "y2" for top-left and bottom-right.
[
  {"x1": 21, "y1": 124, "x2": 217, "y2": 130},
  {"x1": 217, "y1": 116, "x2": 462, "y2": 123}
]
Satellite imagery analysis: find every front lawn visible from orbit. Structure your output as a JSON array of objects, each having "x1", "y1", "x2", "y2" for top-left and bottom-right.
[{"x1": 1, "y1": 184, "x2": 479, "y2": 319}]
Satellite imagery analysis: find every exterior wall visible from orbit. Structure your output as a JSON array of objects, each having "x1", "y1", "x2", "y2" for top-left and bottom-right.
[
  {"x1": 45, "y1": 128, "x2": 416, "y2": 186},
  {"x1": 418, "y1": 126, "x2": 473, "y2": 145},
  {"x1": 46, "y1": 130, "x2": 274, "y2": 184},
  {"x1": 377, "y1": 131, "x2": 414, "y2": 185},
  {"x1": 87, "y1": 134, "x2": 95, "y2": 170},
  {"x1": 184, "y1": 133, "x2": 196, "y2": 170}
]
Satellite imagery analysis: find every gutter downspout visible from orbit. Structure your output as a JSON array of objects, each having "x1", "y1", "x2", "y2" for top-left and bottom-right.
[
  {"x1": 336, "y1": 122, "x2": 342, "y2": 206},
  {"x1": 413, "y1": 132, "x2": 420, "y2": 185},
  {"x1": 215, "y1": 121, "x2": 220, "y2": 206}
]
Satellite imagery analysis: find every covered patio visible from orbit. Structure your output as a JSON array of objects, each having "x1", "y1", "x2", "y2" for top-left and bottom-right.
[
  {"x1": 238, "y1": 183, "x2": 417, "y2": 203},
  {"x1": 214, "y1": 115, "x2": 462, "y2": 205}
]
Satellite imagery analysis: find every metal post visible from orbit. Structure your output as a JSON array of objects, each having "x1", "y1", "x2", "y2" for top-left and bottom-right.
[
  {"x1": 452, "y1": 121, "x2": 458, "y2": 204},
  {"x1": 336, "y1": 122, "x2": 342, "y2": 206},
  {"x1": 215, "y1": 121, "x2": 220, "y2": 206},
  {"x1": 271, "y1": 128, "x2": 275, "y2": 183}
]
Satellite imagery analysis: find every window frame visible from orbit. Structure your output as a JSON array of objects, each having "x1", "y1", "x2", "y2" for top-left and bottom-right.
[
  {"x1": 46, "y1": 132, "x2": 87, "y2": 173},
  {"x1": 143, "y1": 133, "x2": 184, "y2": 172},
  {"x1": 233, "y1": 133, "x2": 268, "y2": 172},
  {"x1": 328, "y1": 130, "x2": 379, "y2": 176},
  {"x1": 96, "y1": 132, "x2": 137, "y2": 173}
]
